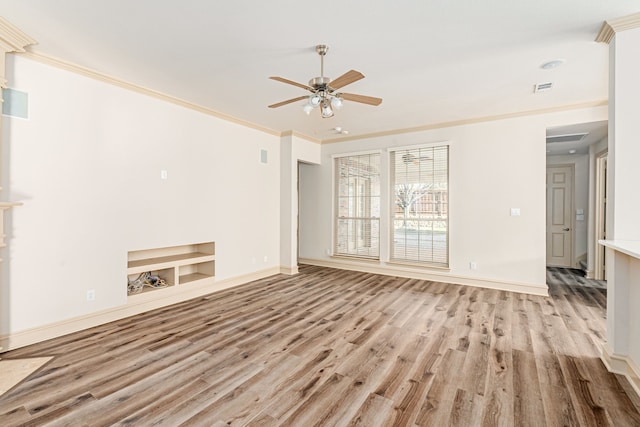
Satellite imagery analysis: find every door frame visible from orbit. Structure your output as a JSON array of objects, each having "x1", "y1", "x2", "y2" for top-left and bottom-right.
[
  {"x1": 594, "y1": 151, "x2": 608, "y2": 280},
  {"x1": 546, "y1": 163, "x2": 576, "y2": 268},
  {"x1": 297, "y1": 161, "x2": 301, "y2": 265}
]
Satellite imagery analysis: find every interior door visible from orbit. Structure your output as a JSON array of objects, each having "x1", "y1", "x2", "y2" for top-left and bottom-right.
[{"x1": 546, "y1": 165, "x2": 574, "y2": 267}]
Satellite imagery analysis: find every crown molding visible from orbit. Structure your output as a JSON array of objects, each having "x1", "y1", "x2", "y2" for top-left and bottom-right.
[
  {"x1": 0, "y1": 17, "x2": 36, "y2": 54},
  {"x1": 0, "y1": 17, "x2": 37, "y2": 88},
  {"x1": 20, "y1": 51, "x2": 324, "y2": 143},
  {"x1": 17, "y1": 51, "x2": 283, "y2": 137},
  {"x1": 321, "y1": 100, "x2": 608, "y2": 144},
  {"x1": 595, "y1": 12, "x2": 640, "y2": 44},
  {"x1": 11, "y1": 50, "x2": 607, "y2": 146},
  {"x1": 280, "y1": 130, "x2": 321, "y2": 144}
]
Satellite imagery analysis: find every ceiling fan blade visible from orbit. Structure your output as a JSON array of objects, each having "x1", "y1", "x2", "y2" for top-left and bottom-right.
[
  {"x1": 268, "y1": 95, "x2": 308, "y2": 109},
  {"x1": 269, "y1": 76, "x2": 313, "y2": 91},
  {"x1": 340, "y1": 92, "x2": 383, "y2": 106},
  {"x1": 329, "y1": 70, "x2": 364, "y2": 90}
]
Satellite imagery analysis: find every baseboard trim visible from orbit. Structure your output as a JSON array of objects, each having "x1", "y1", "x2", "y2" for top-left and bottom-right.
[
  {"x1": 601, "y1": 344, "x2": 640, "y2": 399},
  {"x1": 298, "y1": 257, "x2": 548, "y2": 296},
  {"x1": 0, "y1": 267, "x2": 280, "y2": 353},
  {"x1": 279, "y1": 265, "x2": 299, "y2": 275}
]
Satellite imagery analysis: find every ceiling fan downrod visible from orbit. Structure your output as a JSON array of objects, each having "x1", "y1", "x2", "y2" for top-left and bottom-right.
[
  {"x1": 310, "y1": 44, "x2": 330, "y2": 89},
  {"x1": 317, "y1": 44, "x2": 328, "y2": 78}
]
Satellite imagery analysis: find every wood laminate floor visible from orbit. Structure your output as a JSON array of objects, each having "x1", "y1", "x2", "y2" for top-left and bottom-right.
[{"x1": 1, "y1": 265, "x2": 639, "y2": 426}]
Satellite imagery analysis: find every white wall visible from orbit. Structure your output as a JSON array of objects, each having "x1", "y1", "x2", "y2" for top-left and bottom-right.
[
  {"x1": 547, "y1": 154, "x2": 589, "y2": 266},
  {"x1": 610, "y1": 28, "x2": 640, "y2": 241},
  {"x1": 602, "y1": 25, "x2": 640, "y2": 396},
  {"x1": 1, "y1": 55, "x2": 281, "y2": 335},
  {"x1": 299, "y1": 107, "x2": 608, "y2": 294}
]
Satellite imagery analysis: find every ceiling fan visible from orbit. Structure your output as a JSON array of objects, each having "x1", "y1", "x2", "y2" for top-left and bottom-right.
[
  {"x1": 268, "y1": 44, "x2": 382, "y2": 118},
  {"x1": 402, "y1": 153, "x2": 432, "y2": 164}
]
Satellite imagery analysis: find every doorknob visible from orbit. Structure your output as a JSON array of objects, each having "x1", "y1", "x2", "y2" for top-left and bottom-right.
[{"x1": 563, "y1": 228, "x2": 570, "y2": 231}]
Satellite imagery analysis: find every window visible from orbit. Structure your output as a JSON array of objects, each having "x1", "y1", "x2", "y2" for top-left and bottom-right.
[
  {"x1": 334, "y1": 152, "x2": 381, "y2": 259},
  {"x1": 390, "y1": 145, "x2": 449, "y2": 266}
]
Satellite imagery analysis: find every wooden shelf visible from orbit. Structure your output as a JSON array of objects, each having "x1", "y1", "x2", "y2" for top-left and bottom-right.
[
  {"x1": 127, "y1": 242, "x2": 215, "y2": 296},
  {"x1": 127, "y1": 252, "x2": 215, "y2": 274},
  {"x1": 135, "y1": 284, "x2": 171, "y2": 295},
  {"x1": 180, "y1": 272, "x2": 212, "y2": 284}
]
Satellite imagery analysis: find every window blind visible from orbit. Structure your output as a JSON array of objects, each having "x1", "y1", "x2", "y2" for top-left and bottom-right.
[
  {"x1": 334, "y1": 153, "x2": 381, "y2": 259},
  {"x1": 390, "y1": 145, "x2": 449, "y2": 266}
]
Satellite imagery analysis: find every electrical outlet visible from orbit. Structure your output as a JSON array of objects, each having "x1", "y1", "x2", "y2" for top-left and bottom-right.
[
  {"x1": 86, "y1": 289, "x2": 96, "y2": 301},
  {"x1": 263, "y1": 256, "x2": 268, "y2": 263},
  {"x1": 469, "y1": 262, "x2": 477, "y2": 270}
]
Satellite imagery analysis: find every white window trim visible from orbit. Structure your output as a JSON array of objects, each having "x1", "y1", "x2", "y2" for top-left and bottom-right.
[
  {"x1": 388, "y1": 142, "x2": 450, "y2": 267},
  {"x1": 332, "y1": 150, "x2": 382, "y2": 259}
]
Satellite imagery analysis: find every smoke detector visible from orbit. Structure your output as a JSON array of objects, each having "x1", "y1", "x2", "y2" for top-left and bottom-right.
[{"x1": 541, "y1": 59, "x2": 565, "y2": 70}]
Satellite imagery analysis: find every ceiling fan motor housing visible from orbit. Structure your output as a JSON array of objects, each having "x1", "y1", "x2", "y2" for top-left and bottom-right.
[{"x1": 309, "y1": 76, "x2": 330, "y2": 90}]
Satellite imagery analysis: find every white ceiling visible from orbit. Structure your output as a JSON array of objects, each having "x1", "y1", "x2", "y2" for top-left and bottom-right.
[
  {"x1": 0, "y1": 1, "x2": 637, "y2": 141},
  {"x1": 546, "y1": 121, "x2": 608, "y2": 156}
]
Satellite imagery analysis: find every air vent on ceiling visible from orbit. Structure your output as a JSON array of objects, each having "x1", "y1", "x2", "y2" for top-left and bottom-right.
[
  {"x1": 534, "y1": 82, "x2": 553, "y2": 93},
  {"x1": 546, "y1": 133, "x2": 588, "y2": 144}
]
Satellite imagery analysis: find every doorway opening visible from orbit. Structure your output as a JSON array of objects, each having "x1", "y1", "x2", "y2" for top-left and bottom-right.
[{"x1": 545, "y1": 121, "x2": 608, "y2": 276}]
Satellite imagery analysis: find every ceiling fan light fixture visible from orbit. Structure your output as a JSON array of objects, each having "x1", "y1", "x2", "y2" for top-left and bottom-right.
[
  {"x1": 303, "y1": 103, "x2": 314, "y2": 115},
  {"x1": 309, "y1": 94, "x2": 322, "y2": 107},
  {"x1": 321, "y1": 101, "x2": 334, "y2": 118},
  {"x1": 331, "y1": 96, "x2": 343, "y2": 109}
]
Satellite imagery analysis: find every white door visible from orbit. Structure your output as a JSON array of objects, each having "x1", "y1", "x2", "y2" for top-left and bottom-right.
[{"x1": 546, "y1": 165, "x2": 574, "y2": 267}]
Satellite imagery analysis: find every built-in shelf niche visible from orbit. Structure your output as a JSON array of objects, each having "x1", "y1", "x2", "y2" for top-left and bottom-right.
[{"x1": 127, "y1": 242, "x2": 215, "y2": 296}]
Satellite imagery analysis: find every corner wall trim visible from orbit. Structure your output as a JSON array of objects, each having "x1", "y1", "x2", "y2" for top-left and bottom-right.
[
  {"x1": 595, "y1": 13, "x2": 640, "y2": 44},
  {"x1": 298, "y1": 257, "x2": 549, "y2": 296},
  {"x1": 279, "y1": 265, "x2": 299, "y2": 275},
  {"x1": 601, "y1": 344, "x2": 640, "y2": 399},
  {"x1": 0, "y1": 267, "x2": 281, "y2": 352},
  {"x1": 280, "y1": 130, "x2": 321, "y2": 144},
  {"x1": 0, "y1": 17, "x2": 37, "y2": 88}
]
